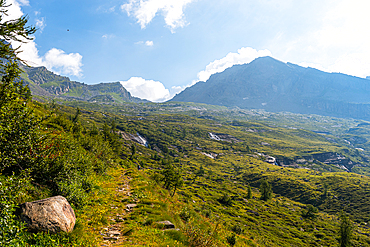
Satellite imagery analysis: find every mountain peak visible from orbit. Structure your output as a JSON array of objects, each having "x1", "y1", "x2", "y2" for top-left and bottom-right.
[{"x1": 171, "y1": 58, "x2": 370, "y2": 121}]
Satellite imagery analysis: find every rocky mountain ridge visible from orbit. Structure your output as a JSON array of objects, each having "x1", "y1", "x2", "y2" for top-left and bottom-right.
[
  {"x1": 21, "y1": 65, "x2": 147, "y2": 103},
  {"x1": 171, "y1": 56, "x2": 370, "y2": 120}
]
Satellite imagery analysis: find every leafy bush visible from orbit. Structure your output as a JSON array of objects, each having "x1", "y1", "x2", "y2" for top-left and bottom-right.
[
  {"x1": 0, "y1": 178, "x2": 26, "y2": 246},
  {"x1": 218, "y1": 194, "x2": 232, "y2": 206},
  {"x1": 230, "y1": 224, "x2": 243, "y2": 235},
  {"x1": 302, "y1": 204, "x2": 318, "y2": 219},
  {"x1": 226, "y1": 234, "x2": 236, "y2": 246}
]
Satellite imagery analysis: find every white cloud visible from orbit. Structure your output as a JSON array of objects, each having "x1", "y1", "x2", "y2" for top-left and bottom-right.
[
  {"x1": 35, "y1": 17, "x2": 46, "y2": 32},
  {"x1": 102, "y1": 34, "x2": 115, "y2": 39},
  {"x1": 16, "y1": 0, "x2": 28, "y2": 6},
  {"x1": 135, "y1": 40, "x2": 154, "y2": 46},
  {"x1": 43, "y1": 48, "x2": 83, "y2": 77},
  {"x1": 121, "y1": 0, "x2": 194, "y2": 32},
  {"x1": 196, "y1": 47, "x2": 272, "y2": 82},
  {"x1": 2, "y1": 0, "x2": 26, "y2": 22},
  {"x1": 4, "y1": 1, "x2": 83, "y2": 78},
  {"x1": 120, "y1": 77, "x2": 171, "y2": 102},
  {"x1": 145, "y1": 40, "x2": 153, "y2": 46}
]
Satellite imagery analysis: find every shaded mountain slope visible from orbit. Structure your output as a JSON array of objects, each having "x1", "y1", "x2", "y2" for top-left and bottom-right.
[
  {"x1": 172, "y1": 56, "x2": 370, "y2": 120},
  {"x1": 20, "y1": 65, "x2": 147, "y2": 103}
]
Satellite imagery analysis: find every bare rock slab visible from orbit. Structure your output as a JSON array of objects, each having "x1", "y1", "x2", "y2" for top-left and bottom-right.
[
  {"x1": 155, "y1": 220, "x2": 175, "y2": 229},
  {"x1": 18, "y1": 195, "x2": 76, "y2": 233}
]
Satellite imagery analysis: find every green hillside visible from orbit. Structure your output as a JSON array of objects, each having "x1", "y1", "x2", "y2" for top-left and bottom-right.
[{"x1": 3, "y1": 94, "x2": 370, "y2": 246}]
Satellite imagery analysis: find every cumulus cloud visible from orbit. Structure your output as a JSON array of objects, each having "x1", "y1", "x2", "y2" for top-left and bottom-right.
[
  {"x1": 5, "y1": 0, "x2": 83, "y2": 78},
  {"x1": 2, "y1": 0, "x2": 27, "y2": 22},
  {"x1": 121, "y1": 0, "x2": 194, "y2": 32},
  {"x1": 196, "y1": 47, "x2": 272, "y2": 82},
  {"x1": 145, "y1": 40, "x2": 153, "y2": 46},
  {"x1": 43, "y1": 48, "x2": 83, "y2": 77},
  {"x1": 120, "y1": 77, "x2": 171, "y2": 102}
]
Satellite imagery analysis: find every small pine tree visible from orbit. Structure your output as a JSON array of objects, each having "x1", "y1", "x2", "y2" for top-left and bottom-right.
[
  {"x1": 130, "y1": 144, "x2": 136, "y2": 160},
  {"x1": 247, "y1": 185, "x2": 252, "y2": 199},
  {"x1": 339, "y1": 211, "x2": 353, "y2": 247},
  {"x1": 260, "y1": 180, "x2": 272, "y2": 201}
]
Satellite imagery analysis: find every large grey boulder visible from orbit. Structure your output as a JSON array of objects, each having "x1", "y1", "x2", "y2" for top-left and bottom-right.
[{"x1": 18, "y1": 196, "x2": 76, "y2": 233}]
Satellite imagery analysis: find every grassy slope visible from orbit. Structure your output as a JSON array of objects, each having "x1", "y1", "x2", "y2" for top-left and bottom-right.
[
  {"x1": 11, "y1": 99, "x2": 370, "y2": 246},
  {"x1": 48, "y1": 101, "x2": 370, "y2": 246}
]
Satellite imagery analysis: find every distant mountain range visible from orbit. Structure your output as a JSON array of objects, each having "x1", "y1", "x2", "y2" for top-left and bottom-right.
[
  {"x1": 20, "y1": 65, "x2": 147, "y2": 103},
  {"x1": 171, "y1": 56, "x2": 370, "y2": 121}
]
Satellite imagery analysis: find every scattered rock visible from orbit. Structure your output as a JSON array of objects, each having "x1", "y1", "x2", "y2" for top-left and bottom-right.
[
  {"x1": 155, "y1": 220, "x2": 175, "y2": 229},
  {"x1": 18, "y1": 196, "x2": 76, "y2": 233},
  {"x1": 107, "y1": 230, "x2": 121, "y2": 236},
  {"x1": 103, "y1": 236, "x2": 119, "y2": 241},
  {"x1": 125, "y1": 204, "x2": 137, "y2": 212}
]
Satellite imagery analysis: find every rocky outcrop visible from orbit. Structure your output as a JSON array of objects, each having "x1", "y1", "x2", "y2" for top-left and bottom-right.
[
  {"x1": 155, "y1": 220, "x2": 175, "y2": 229},
  {"x1": 18, "y1": 196, "x2": 76, "y2": 233}
]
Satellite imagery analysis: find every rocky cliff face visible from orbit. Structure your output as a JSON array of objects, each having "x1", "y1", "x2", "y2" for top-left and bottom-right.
[{"x1": 172, "y1": 57, "x2": 370, "y2": 120}]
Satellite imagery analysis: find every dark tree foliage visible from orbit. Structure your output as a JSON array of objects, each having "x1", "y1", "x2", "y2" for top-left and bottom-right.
[
  {"x1": 0, "y1": 62, "x2": 43, "y2": 173},
  {"x1": 0, "y1": 0, "x2": 38, "y2": 174},
  {"x1": 226, "y1": 234, "x2": 236, "y2": 246},
  {"x1": 130, "y1": 144, "x2": 136, "y2": 160},
  {"x1": 260, "y1": 180, "x2": 272, "y2": 201},
  {"x1": 339, "y1": 211, "x2": 353, "y2": 247},
  {"x1": 0, "y1": 1, "x2": 36, "y2": 244},
  {"x1": 247, "y1": 185, "x2": 252, "y2": 199},
  {"x1": 218, "y1": 193, "x2": 232, "y2": 206}
]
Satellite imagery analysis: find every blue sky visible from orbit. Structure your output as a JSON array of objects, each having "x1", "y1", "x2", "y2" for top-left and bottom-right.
[{"x1": 6, "y1": 0, "x2": 370, "y2": 101}]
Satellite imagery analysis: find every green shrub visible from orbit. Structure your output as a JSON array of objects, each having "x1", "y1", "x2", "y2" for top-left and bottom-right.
[
  {"x1": 0, "y1": 180, "x2": 26, "y2": 246},
  {"x1": 260, "y1": 180, "x2": 272, "y2": 201},
  {"x1": 230, "y1": 224, "x2": 243, "y2": 235},
  {"x1": 218, "y1": 194, "x2": 232, "y2": 206},
  {"x1": 226, "y1": 234, "x2": 236, "y2": 246},
  {"x1": 302, "y1": 204, "x2": 318, "y2": 219}
]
